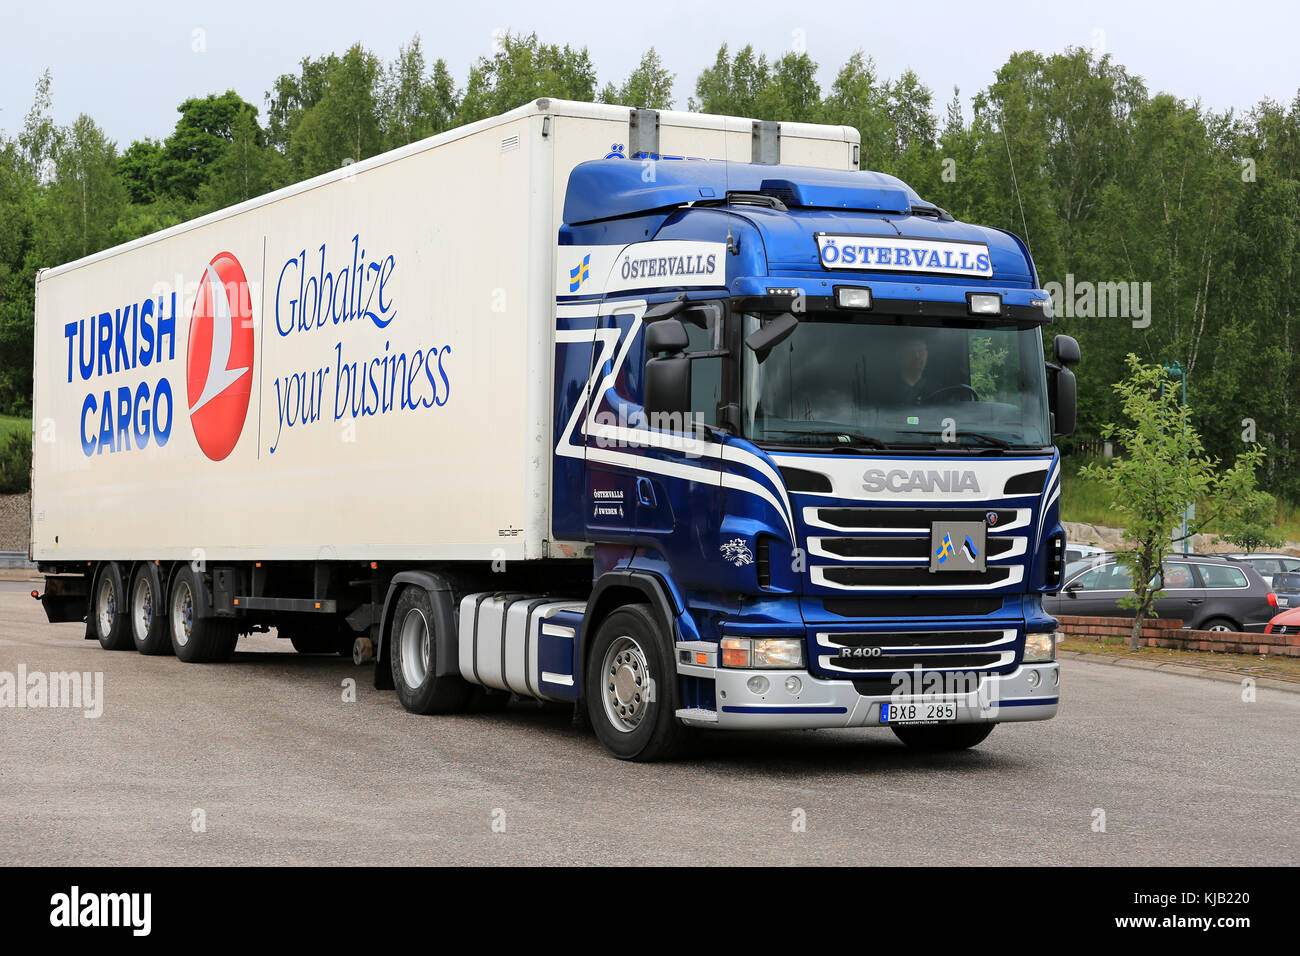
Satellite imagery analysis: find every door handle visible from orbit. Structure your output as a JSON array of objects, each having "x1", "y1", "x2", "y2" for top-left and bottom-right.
[
  {"x1": 1186, "y1": 599, "x2": 1204, "y2": 605},
  {"x1": 636, "y1": 477, "x2": 656, "y2": 507}
]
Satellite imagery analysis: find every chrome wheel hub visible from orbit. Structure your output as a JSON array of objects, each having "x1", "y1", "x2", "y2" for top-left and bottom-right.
[
  {"x1": 602, "y1": 636, "x2": 650, "y2": 732},
  {"x1": 171, "y1": 580, "x2": 193, "y2": 647},
  {"x1": 399, "y1": 607, "x2": 431, "y2": 689},
  {"x1": 96, "y1": 576, "x2": 116, "y2": 637}
]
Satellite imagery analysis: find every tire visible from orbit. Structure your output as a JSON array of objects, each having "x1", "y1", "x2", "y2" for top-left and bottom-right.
[
  {"x1": 168, "y1": 565, "x2": 237, "y2": 663},
  {"x1": 129, "y1": 563, "x2": 171, "y2": 655},
  {"x1": 92, "y1": 562, "x2": 133, "y2": 650},
  {"x1": 891, "y1": 722, "x2": 995, "y2": 752},
  {"x1": 389, "y1": 586, "x2": 472, "y2": 714},
  {"x1": 584, "y1": 604, "x2": 685, "y2": 762},
  {"x1": 1200, "y1": 617, "x2": 1239, "y2": 633}
]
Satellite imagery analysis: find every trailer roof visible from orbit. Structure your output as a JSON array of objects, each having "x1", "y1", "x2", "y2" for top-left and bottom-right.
[{"x1": 37, "y1": 99, "x2": 859, "y2": 282}]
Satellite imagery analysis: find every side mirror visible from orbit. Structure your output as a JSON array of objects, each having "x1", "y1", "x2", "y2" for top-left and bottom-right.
[
  {"x1": 1051, "y1": 366, "x2": 1077, "y2": 439},
  {"x1": 1054, "y1": 334, "x2": 1081, "y2": 368},
  {"x1": 644, "y1": 293, "x2": 687, "y2": 322},
  {"x1": 646, "y1": 317, "x2": 688, "y2": 354},
  {"x1": 645, "y1": 355, "x2": 691, "y2": 422},
  {"x1": 745, "y1": 312, "x2": 799, "y2": 362}
]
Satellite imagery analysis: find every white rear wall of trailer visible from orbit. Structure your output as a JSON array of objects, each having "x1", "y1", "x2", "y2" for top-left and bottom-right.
[{"x1": 30, "y1": 100, "x2": 859, "y2": 564}]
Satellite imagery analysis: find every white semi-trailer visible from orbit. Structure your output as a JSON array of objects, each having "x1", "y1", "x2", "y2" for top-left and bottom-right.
[{"x1": 30, "y1": 99, "x2": 1075, "y2": 760}]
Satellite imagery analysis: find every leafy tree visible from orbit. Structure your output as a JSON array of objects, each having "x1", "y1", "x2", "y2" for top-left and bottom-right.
[
  {"x1": 1220, "y1": 489, "x2": 1284, "y2": 553},
  {"x1": 690, "y1": 43, "x2": 769, "y2": 116},
  {"x1": 600, "y1": 48, "x2": 675, "y2": 109},
  {"x1": 821, "y1": 52, "x2": 892, "y2": 166},
  {"x1": 755, "y1": 52, "x2": 820, "y2": 123},
  {"x1": 1082, "y1": 356, "x2": 1268, "y2": 646},
  {"x1": 154, "y1": 91, "x2": 262, "y2": 201},
  {"x1": 38, "y1": 113, "x2": 125, "y2": 264},
  {"x1": 380, "y1": 35, "x2": 458, "y2": 149},
  {"x1": 290, "y1": 45, "x2": 384, "y2": 177},
  {"x1": 194, "y1": 110, "x2": 289, "y2": 213},
  {"x1": 456, "y1": 32, "x2": 596, "y2": 124}
]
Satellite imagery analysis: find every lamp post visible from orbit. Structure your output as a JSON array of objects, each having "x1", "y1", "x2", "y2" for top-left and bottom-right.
[{"x1": 1162, "y1": 361, "x2": 1193, "y2": 554}]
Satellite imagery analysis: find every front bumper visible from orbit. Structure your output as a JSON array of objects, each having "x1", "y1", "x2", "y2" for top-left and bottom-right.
[{"x1": 676, "y1": 662, "x2": 1060, "y2": 730}]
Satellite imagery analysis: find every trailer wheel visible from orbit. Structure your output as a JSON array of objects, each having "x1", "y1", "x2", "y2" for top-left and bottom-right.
[
  {"x1": 168, "y1": 566, "x2": 237, "y2": 663},
  {"x1": 890, "y1": 722, "x2": 995, "y2": 752},
  {"x1": 129, "y1": 563, "x2": 171, "y2": 655},
  {"x1": 584, "y1": 604, "x2": 685, "y2": 762},
  {"x1": 389, "y1": 586, "x2": 472, "y2": 714},
  {"x1": 92, "y1": 562, "x2": 133, "y2": 650}
]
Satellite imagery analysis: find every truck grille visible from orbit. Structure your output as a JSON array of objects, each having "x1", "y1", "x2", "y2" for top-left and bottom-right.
[
  {"x1": 813, "y1": 628, "x2": 1018, "y2": 676},
  {"x1": 802, "y1": 505, "x2": 1031, "y2": 594}
]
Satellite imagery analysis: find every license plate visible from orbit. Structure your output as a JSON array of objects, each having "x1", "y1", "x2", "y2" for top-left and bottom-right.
[
  {"x1": 879, "y1": 701, "x2": 958, "y2": 724},
  {"x1": 1279, "y1": 598, "x2": 1289, "y2": 607}
]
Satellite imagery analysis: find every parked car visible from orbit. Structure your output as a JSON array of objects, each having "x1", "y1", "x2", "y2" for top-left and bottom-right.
[
  {"x1": 1045, "y1": 554, "x2": 1276, "y2": 632},
  {"x1": 1065, "y1": 544, "x2": 1108, "y2": 565},
  {"x1": 1220, "y1": 552, "x2": 1300, "y2": 587},
  {"x1": 1269, "y1": 571, "x2": 1300, "y2": 610},
  {"x1": 1265, "y1": 606, "x2": 1300, "y2": 634}
]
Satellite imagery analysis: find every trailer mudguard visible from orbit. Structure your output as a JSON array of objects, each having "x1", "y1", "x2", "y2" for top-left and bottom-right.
[{"x1": 376, "y1": 571, "x2": 461, "y2": 679}]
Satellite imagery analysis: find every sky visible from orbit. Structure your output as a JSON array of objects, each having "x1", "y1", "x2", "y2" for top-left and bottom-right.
[{"x1": 2, "y1": 0, "x2": 1296, "y2": 145}]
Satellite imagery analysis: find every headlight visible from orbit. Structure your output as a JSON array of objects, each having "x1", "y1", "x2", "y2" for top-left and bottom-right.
[
  {"x1": 720, "y1": 636, "x2": 804, "y2": 668},
  {"x1": 1024, "y1": 631, "x2": 1057, "y2": 663}
]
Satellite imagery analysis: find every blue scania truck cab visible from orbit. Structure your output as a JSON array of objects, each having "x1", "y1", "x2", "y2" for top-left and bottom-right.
[{"x1": 530, "y1": 157, "x2": 1079, "y2": 759}]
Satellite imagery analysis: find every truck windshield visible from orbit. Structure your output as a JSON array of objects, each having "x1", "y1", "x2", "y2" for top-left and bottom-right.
[{"x1": 741, "y1": 313, "x2": 1052, "y2": 449}]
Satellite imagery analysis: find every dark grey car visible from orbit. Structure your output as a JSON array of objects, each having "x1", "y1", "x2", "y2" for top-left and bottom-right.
[{"x1": 1045, "y1": 555, "x2": 1275, "y2": 632}]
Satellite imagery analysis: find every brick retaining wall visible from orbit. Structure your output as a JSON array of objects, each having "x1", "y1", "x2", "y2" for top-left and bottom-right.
[{"x1": 1054, "y1": 614, "x2": 1300, "y2": 657}]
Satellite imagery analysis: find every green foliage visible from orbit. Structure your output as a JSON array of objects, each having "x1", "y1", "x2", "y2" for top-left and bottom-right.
[
  {"x1": 1219, "y1": 490, "x2": 1284, "y2": 553},
  {"x1": 456, "y1": 32, "x2": 596, "y2": 125},
  {"x1": 0, "y1": 424, "x2": 31, "y2": 494},
  {"x1": 600, "y1": 48, "x2": 675, "y2": 110},
  {"x1": 1082, "y1": 356, "x2": 1268, "y2": 646},
  {"x1": 1, "y1": 35, "x2": 1300, "y2": 548}
]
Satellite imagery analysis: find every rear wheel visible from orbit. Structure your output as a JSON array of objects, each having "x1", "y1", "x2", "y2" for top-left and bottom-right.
[
  {"x1": 389, "y1": 586, "x2": 472, "y2": 714},
  {"x1": 169, "y1": 566, "x2": 237, "y2": 663},
  {"x1": 584, "y1": 604, "x2": 685, "y2": 762},
  {"x1": 129, "y1": 563, "x2": 171, "y2": 655},
  {"x1": 891, "y1": 722, "x2": 995, "y2": 752},
  {"x1": 93, "y1": 562, "x2": 133, "y2": 650},
  {"x1": 1200, "y1": 617, "x2": 1239, "y2": 633}
]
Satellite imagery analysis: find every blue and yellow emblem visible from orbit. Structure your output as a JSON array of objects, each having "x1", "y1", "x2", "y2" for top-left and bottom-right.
[{"x1": 569, "y1": 253, "x2": 591, "y2": 292}]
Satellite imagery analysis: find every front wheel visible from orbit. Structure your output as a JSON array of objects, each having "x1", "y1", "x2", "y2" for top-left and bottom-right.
[
  {"x1": 891, "y1": 722, "x2": 995, "y2": 752},
  {"x1": 584, "y1": 604, "x2": 685, "y2": 762}
]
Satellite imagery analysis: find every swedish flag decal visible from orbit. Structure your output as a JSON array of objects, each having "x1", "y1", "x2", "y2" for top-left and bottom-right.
[{"x1": 569, "y1": 253, "x2": 591, "y2": 292}]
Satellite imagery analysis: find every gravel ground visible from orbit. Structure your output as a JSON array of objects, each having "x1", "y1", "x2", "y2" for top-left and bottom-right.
[{"x1": 0, "y1": 492, "x2": 30, "y2": 552}]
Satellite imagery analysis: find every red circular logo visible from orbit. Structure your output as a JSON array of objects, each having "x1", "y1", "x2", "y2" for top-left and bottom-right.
[{"x1": 186, "y1": 252, "x2": 254, "y2": 461}]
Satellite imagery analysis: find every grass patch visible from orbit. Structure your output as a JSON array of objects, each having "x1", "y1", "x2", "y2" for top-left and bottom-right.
[
  {"x1": 0, "y1": 415, "x2": 30, "y2": 438},
  {"x1": 1059, "y1": 465, "x2": 1116, "y2": 527},
  {"x1": 1062, "y1": 453, "x2": 1300, "y2": 545},
  {"x1": 1060, "y1": 637, "x2": 1300, "y2": 682}
]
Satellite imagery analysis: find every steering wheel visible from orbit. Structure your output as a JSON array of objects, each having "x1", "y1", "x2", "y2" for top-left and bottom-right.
[{"x1": 921, "y1": 383, "x2": 980, "y2": 403}]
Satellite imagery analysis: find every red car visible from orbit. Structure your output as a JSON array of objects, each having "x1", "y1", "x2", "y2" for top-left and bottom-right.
[{"x1": 1265, "y1": 607, "x2": 1300, "y2": 634}]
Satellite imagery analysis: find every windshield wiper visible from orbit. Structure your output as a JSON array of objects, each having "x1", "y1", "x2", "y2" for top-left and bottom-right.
[
  {"x1": 760, "y1": 428, "x2": 887, "y2": 450},
  {"x1": 897, "y1": 429, "x2": 1012, "y2": 449}
]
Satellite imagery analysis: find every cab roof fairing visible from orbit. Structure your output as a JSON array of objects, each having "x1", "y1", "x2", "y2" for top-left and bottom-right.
[{"x1": 562, "y1": 159, "x2": 1036, "y2": 286}]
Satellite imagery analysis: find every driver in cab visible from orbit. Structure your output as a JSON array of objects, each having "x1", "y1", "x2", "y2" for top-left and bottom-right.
[{"x1": 893, "y1": 331, "x2": 931, "y2": 405}]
